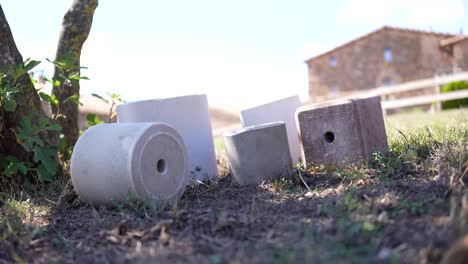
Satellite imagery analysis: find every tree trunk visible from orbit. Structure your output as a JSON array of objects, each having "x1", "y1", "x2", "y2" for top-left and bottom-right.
[
  {"x1": 51, "y1": 0, "x2": 98, "y2": 149},
  {"x1": 0, "y1": 5, "x2": 58, "y2": 159}
]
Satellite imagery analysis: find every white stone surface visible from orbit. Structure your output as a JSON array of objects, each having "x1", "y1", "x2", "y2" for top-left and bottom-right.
[
  {"x1": 116, "y1": 94, "x2": 218, "y2": 181},
  {"x1": 240, "y1": 95, "x2": 302, "y2": 165},
  {"x1": 70, "y1": 123, "x2": 188, "y2": 205},
  {"x1": 224, "y1": 122, "x2": 292, "y2": 185}
]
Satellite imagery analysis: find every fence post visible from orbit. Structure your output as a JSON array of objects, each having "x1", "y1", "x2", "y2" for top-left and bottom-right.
[
  {"x1": 434, "y1": 84, "x2": 442, "y2": 112},
  {"x1": 430, "y1": 75, "x2": 442, "y2": 113}
]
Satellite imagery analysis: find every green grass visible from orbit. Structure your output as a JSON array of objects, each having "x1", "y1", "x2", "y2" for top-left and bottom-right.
[
  {"x1": 385, "y1": 108, "x2": 467, "y2": 133},
  {"x1": 214, "y1": 137, "x2": 225, "y2": 155}
]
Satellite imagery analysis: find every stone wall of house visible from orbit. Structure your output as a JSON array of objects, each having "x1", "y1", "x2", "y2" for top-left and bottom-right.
[
  {"x1": 454, "y1": 39, "x2": 468, "y2": 72},
  {"x1": 306, "y1": 28, "x2": 456, "y2": 101}
]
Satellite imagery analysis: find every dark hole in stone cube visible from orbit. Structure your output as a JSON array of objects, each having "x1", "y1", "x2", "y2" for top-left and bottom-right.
[{"x1": 324, "y1": 131, "x2": 335, "y2": 143}]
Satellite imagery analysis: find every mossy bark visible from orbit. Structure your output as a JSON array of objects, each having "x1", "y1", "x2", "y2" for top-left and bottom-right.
[
  {"x1": 0, "y1": 5, "x2": 58, "y2": 159},
  {"x1": 51, "y1": 0, "x2": 98, "y2": 149}
]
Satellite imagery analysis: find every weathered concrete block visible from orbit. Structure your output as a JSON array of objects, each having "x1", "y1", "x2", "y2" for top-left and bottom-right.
[
  {"x1": 224, "y1": 122, "x2": 292, "y2": 185},
  {"x1": 240, "y1": 95, "x2": 302, "y2": 165},
  {"x1": 71, "y1": 123, "x2": 189, "y2": 205},
  {"x1": 296, "y1": 96, "x2": 388, "y2": 166},
  {"x1": 116, "y1": 94, "x2": 217, "y2": 181}
]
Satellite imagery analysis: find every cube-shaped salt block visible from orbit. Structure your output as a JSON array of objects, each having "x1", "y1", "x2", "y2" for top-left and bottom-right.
[
  {"x1": 224, "y1": 122, "x2": 292, "y2": 185},
  {"x1": 296, "y1": 96, "x2": 388, "y2": 166}
]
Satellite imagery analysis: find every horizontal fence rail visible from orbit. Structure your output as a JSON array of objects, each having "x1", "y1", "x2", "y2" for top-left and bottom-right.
[
  {"x1": 366, "y1": 71, "x2": 468, "y2": 97},
  {"x1": 328, "y1": 71, "x2": 468, "y2": 112},
  {"x1": 382, "y1": 89, "x2": 468, "y2": 109}
]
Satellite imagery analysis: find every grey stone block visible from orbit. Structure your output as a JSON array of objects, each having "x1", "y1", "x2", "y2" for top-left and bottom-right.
[
  {"x1": 296, "y1": 96, "x2": 388, "y2": 166},
  {"x1": 240, "y1": 96, "x2": 302, "y2": 165},
  {"x1": 224, "y1": 122, "x2": 292, "y2": 185}
]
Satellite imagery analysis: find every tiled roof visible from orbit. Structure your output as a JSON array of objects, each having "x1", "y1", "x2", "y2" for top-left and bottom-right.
[
  {"x1": 440, "y1": 35, "x2": 468, "y2": 47},
  {"x1": 305, "y1": 26, "x2": 458, "y2": 63}
]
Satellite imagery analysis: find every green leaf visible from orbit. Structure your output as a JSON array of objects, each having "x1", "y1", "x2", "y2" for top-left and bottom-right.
[
  {"x1": 39, "y1": 92, "x2": 52, "y2": 102},
  {"x1": 5, "y1": 84, "x2": 19, "y2": 94},
  {"x1": 52, "y1": 79, "x2": 61, "y2": 87},
  {"x1": 18, "y1": 134, "x2": 43, "y2": 151},
  {"x1": 37, "y1": 164, "x2": 54, "y2": 182},
  {"x1": 86, "y1": 113, "x2": 104, "y2": 127},
  {"x1": 4, "y1": 98, "x2": 17, "y2": 112},
  {"x1": 39, "y1": 92, "x2": 60, "y2": 107},
  {"x1": 23, "y1": 58, "x2": 41, "y2": 72},
  {"x1": 63, "y1": 94, "x2": 82, "y2": 106},
  {"x1": 33, "y1": 146, "x2": 57, "y2": 175},
  {"x1": 3, "y1": 156, "x2": 28, "y2": 177},
  {"x1": 50, "y1": 94, "x2": 59, "y2": 107},
  {"x1": 14, "y1": 67, "x2": 26, "y2": 79},
  {"x1": 44, "y1": 123, "x2": 62, "y2": 131},
  {"x1": 68, "y1": 73, "x2": 89, "y2": 81},
  {"x1": 17, "y1": 117, "x2": 43, "y2": 151},
  {"x1": 91, "y1": 93, "x2": 108, "y2": 103},
  {"x1": 19, "y1": 117, "x2": 33, "y2": 133}
]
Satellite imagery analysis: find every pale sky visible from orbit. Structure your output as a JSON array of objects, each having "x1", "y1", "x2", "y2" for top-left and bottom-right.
[{"x1": 2, "y1": 0, "x2": 467, "y2": 108}]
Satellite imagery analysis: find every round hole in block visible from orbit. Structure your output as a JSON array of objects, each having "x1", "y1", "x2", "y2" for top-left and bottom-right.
[
  {"x1": 157, "y1": 159, "x2": 167, "y2": 174},
  {"x1": 324, "y1": 131, "x2": 335, "y2": 143}
]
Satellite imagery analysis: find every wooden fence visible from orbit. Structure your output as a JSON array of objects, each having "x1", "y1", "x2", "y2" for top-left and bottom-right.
[{"x1": 337, "y1": 71, "x2": 468, "y2": 112}]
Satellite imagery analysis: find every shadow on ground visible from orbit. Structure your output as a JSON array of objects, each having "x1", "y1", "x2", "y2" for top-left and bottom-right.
[{"x1": 14, "y1": 164, "x2": 460, "y2": 264}]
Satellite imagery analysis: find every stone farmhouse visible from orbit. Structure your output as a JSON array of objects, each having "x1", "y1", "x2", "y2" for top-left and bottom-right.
[{"x1": 305, "y1": 26, "x2": 468, "y2": 102}]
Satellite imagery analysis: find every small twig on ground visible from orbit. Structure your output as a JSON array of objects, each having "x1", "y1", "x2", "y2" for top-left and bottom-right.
[{"x1": 297, "y1": 169, "x2": 311, "y2": 192}]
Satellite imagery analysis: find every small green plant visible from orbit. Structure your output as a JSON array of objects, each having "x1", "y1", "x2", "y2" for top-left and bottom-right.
[
  {"x1": 0, "y1": 117, "x2": 61, "y2": 183},
  {"x1": 0, "y1": 59, "x2": 62, "y2": 185},
  {"x1": 272, "y1": 177, "x2": 294, "y2": 192},
  {"x1": 441, "y1": 81, "x2": 468, "y2": 109},
  {"x1": 16, "y1": 117, "x2": 61, "y2": 181},
  {"x1": 42, "y1": 53, "x2": 87, "y2": 117},
  {"x1": 371, "y1": 152, "x2": 403, "y2": 181},
  {"x1": 86, "y1": 92, "x2": 124, "y2": 128},
  {"x1": 86, "y1": 113, "x2": 104, "y2": 127},
  {"x1": 112, "y1": 192, "x2": 169, "y2": 218},
  {"x1": 0, "y1": 58, "x2": 40, "y2": 113}
]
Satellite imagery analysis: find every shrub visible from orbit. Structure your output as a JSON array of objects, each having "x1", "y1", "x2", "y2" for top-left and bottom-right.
[{"x1": 441, "y1": 81, "x2": 468, "y2": 109}]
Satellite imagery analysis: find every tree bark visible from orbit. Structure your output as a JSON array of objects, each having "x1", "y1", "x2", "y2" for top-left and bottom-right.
[
  {"x1": 0, "y1": 5, "x2": 58, "y2": 158},
  {"x1": 51, "y1": 0, "x2": 98, "y2": 149}
]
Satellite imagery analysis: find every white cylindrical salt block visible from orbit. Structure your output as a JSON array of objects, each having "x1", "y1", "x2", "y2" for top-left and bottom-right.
[
  {"x1": 240, "y1": 95, "x2": 302, "y2": 165},
  {"x1": 224, "y1": 122, "x2": 292, "y2": 185},
  {"x1": 116, "y1": 95, "x2": 217, "y2": 181},
  {"x1": 70, "y1": 123, "x2": 188, "y2": 205}
]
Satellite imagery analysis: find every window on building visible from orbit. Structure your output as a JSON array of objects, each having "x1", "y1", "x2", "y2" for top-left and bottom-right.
[
  {"x1": 441, "y1": 47, "x2": 453, "y2": 57},
  {"x1": 384, "y1": 48, "x2": 392, "y2": 63},
  {"x1": 329, "y1": 84, "x2": 339, "y2": 96},
  {"x1": 382, "y1": 77, "x2": 393, "y2": 87},
  {"x1": 329, "y1": 56, "x2": 337, "y2": 67}
]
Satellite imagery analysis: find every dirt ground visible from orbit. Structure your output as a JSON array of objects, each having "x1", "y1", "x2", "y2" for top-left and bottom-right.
[{"x1": 0, "y1": 163, "x2": 464, "y2": 263}]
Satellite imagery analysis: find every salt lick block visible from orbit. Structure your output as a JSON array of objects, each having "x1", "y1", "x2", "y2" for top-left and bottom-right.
[
  {"x1": 240, "y1": 95, "x2": 302, "y2": 165},
  {"x1": 116, "y1": 94, "x2": 217, "y2": 181},
  {"x1": 70, "y1": 123, "x2": 188, "y2": 205},
  {"x1": 296, "y1": 96, "x2": 388, "y2": 166},
  {"x1": 224, "y1": 122, "x2": 292, "y2": 185}
]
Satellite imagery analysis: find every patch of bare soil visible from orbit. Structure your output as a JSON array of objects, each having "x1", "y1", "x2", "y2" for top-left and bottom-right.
[{"x1": 6, "y1": 161, "x2": 466, "y2": 264}]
